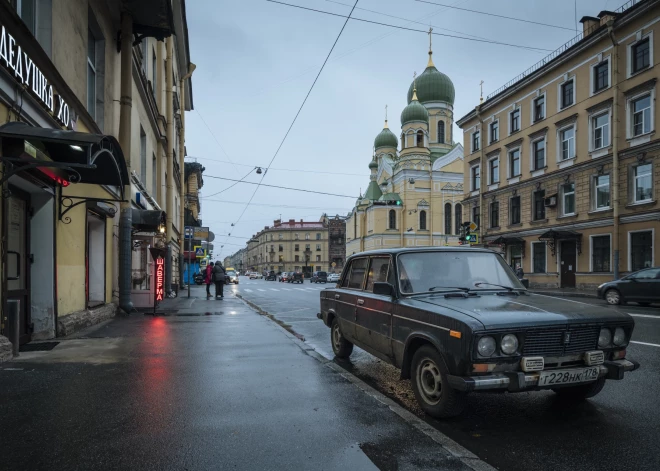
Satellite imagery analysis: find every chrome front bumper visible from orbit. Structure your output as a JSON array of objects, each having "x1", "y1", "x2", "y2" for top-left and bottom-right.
[{"x1": 447, "y1": 359, "x2": 640, "y2": 392}]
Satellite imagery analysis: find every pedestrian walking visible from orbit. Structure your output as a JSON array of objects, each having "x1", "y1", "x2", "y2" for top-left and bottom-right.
[
  {"x1": 515, "y1": 264, "x2": 524, "y2": 280},
  {"x1": 213, "y1": 261, "x2": 226, "y2": 299},
  {"x1": 204, "y1": 261, "x2": 214, "y2": 299}
]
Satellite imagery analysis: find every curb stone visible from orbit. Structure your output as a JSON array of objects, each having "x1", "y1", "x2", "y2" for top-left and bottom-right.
[{"x1": 234, "y1": 293, "x2": 497, "y2": 471}]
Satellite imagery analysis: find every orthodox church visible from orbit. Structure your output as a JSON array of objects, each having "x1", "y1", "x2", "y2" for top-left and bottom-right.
[{"x1": 345, "y1": 40, "x2": 465, "y2": 255}]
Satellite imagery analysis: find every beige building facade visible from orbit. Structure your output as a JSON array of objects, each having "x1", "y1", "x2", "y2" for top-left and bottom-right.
[
  {"x1": 457, "y1": 0, "x2": 660, "y2": 289},
  {"x1": 346, "y1": 43, "x2": 465, "y2": 255}
]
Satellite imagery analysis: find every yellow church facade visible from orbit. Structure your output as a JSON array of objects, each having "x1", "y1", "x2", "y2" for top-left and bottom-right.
[{"x1": 346, "y1": 45, "x2": 465, "y2": 255}]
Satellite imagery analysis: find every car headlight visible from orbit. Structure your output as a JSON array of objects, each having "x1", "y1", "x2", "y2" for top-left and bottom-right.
[
  {"x1": 477, "y1": 336, "x2": 496, "y2": 357},
  {"x1": 598, "y1": 327, "x2": 612, "y2": 348},
  {"x1": 597, "y1": 283, "x2": 606, "y2": 289},
  {"x1": 501, "y1": 334, "x2": 519, "y2": 355},
  {"x1": 613, "y1": 327, "x2": 626, "y2": 346}
]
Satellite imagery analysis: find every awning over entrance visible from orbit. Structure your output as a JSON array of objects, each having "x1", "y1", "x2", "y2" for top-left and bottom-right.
[
  {"x1": 538, "y1": 229, "x2": 582, "y2": 256},
  {"x1": 0, "y1": 122, "x2": 129, "y2": 196},
  {"x1": 132, "y1": 209, "x2": 166, "y2": 233},
  {"x1": 490, "y1": 236, "x2": 526, "y2": 258}
]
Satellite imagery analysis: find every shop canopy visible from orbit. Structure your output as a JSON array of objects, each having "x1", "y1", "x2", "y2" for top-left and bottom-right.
[{"x1": 0, "y1": 122, "x2": 129, "y2": 198}]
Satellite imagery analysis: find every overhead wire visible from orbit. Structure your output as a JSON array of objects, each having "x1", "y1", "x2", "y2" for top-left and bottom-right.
[
  {"x1": 194, "y1": 109, "x2": 242, "y2": 177},
  {"x1": 414, "y1": 0, "x2": 576, "y2": 31},
  {"x1": 185, "y1": 155, "x2": 366, "y2": 177},
  {"x1": 266, "y1": 1, "x2": 554, "y2": 52},
  {"x1": 202, "y1": 175, "x2": 357, "y2": 198},
  {"x1": 203, "y1": 168, "x2": 258, "y2": 198}
]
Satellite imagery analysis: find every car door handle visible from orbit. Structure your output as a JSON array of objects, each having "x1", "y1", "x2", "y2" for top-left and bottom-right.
[
  {"x1": 357, "y1": 299, "x2": 364, "y2": 305},
  {"x1": 334, "y1": 294, "x2": 340, "y2": 299}
]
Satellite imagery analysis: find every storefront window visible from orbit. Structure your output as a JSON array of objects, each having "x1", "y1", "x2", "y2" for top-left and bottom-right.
[{"x1": 132, "y1": 238, "x2": 152, "y2": 291}]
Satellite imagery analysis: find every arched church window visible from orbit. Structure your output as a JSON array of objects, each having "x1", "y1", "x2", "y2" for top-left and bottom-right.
[
  {"x1": 438, "y1": 121, "x2": 445, "y2": 144},
  {"x1": 419, "y1": 210, "x2": 427, "y2": 230},
  {"x1": 416, "y1": 130, "x2": 424, "y2": 147},
  {"x1": 389, "y1": 210, "x2": 396, "y2": 230},
  {"x1": 444, "y1": 203, "x2": 452, "y2": 234},
  {"x1": 401, "y1": 134, "x2": 405, "y2": 149},
  {"x1": 454, "y1": 203, "x2": 463, "y2": 235}
]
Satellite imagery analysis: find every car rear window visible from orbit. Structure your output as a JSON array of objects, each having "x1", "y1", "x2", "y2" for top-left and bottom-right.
[{"x1": 318, "y1": 272, "x2": 327, "y2": 276}]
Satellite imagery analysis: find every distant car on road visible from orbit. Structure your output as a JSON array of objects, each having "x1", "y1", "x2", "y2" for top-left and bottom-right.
[
  {"x1": 317, "y1": 247, "x2": 639, "y2": 419},
  {"x1": 288, "y1": 272, "x2": 304, "y2": 284},
  {"x1": 225, "y1": 269, "x2": 239, "y2": 284},
  {"x1": 249, "y1": 272, "x2": 259, "y2": 280},
  {"x1": 265, "y1": 270, "x2": 277, "y2": 281},
  {"x1": 279, "y1": 272, "x2": 290, "y2": 282},
  {"x1": 310, "y1": 271, "x2": 327, "y2": 283},
  {"x1": 597, "y1": 267, "x2": 660, "y2": 306},
  {"x1": 327, "y1": 273, "x2": 340, "y2": 283}
]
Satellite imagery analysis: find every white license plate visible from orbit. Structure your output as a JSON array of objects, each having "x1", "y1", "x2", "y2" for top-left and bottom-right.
[{"x1": 538, "y1": 367, "x2": 600, "y2": 387}]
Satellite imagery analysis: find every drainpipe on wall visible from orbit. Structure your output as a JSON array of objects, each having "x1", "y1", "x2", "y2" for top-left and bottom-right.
[
  {"x1": 117, "y1": 12, "x2": 134, "y2": 314},
  {"x1": 179, "y1": 64, "x2": 196, "y2": 288},
  {"x1": 475, "y1": 105, "x2": 485, "y2": 242},
  {"x1": 165, "y1": 37, "x2": 174, "y2": 293},
  {"x1": 608, "y1": 21, "x2": 620, "y2": 280}
]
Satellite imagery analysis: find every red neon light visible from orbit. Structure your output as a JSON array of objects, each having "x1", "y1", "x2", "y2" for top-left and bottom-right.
[
  {"x1": 155, "y1": 257, "x2": 165, "y2": 301},
  {"x1": 37, "y1": 166, "x2": 70, "y2": 186}
]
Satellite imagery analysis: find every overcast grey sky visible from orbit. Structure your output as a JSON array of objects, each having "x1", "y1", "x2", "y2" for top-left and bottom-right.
[{"x1": 184, "y1": 0, "x2": 616, "y2": 260}]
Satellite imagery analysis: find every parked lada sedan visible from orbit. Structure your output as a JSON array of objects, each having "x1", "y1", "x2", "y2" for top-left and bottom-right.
[{"x1": 317, "y1": 247, "x2": 639, "y2": 419}]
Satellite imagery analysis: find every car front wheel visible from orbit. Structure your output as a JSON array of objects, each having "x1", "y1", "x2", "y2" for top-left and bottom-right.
[
  {"x1": 605, "y1": 288, "x2": 622, "y2": 305},
  {"x1": 552, "y1": 377, "x2": 606, "y2": 400},
  {"x1": 331, "y1": 318, "x2": 353, "y2": 359},
  {"x1": 410, "y1": 345, "x2": 467, "y2": 419}
]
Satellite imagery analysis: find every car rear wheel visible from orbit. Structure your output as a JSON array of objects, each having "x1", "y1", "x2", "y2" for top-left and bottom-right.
[
  {"x1": 552, "y1": 377, "x2": 606, "y2": 400},
  {"x1": 605, "y1": 289, "x2": 622, "y2": 305},
  {"x1": 331, "y1": 318, "x2": 353, "y2": 359},
  {"x1": 410, "y1": 345, "x2": 467, "y2": 419}
]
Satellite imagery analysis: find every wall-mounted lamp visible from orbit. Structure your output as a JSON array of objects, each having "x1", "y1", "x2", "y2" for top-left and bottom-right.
[
  {"x1": 408, "y1": 209, "x2": 417, "y2": 215},
  {"x1": 256, "y1": 167, "x2": 263, "y2": 174},
  {"x1": 406, "y1": 227, "x2": 413, "y2": 232},
  {"x1": 158, "y1": 222, "x2": 166, "y2": 234}
]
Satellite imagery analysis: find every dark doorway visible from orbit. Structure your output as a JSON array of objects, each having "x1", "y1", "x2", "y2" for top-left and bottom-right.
[
  {"x1": 560, "y1": 240, "x2": 576, "y2": 288},
  {"x1": 5, "y1": 187, "x2": 31, "y2": 345}
]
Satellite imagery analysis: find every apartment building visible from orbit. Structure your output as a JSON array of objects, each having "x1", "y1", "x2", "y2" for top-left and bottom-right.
[
  {"x1": 246, "y1": 219, "x2": 329, "y2": 276},
  {"x1": 457, "y1": 0, "x2": 659, "y2": 289}
]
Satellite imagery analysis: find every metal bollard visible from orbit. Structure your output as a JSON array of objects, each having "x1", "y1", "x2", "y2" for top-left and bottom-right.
[{"x1": 8, "y1": 300, "x2": 19, "y2": 357}]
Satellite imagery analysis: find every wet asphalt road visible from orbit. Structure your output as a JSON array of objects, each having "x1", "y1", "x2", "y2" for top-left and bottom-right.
[{"x1": 230, "y1": 277, "x2": 660, "y2": 471}]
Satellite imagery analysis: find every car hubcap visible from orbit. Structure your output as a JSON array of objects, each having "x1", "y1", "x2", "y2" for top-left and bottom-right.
[
  {"x1": 332, "y1": 325, "x2": 342, "y2": 351},
  {"x1": 606, "y1": 290, "x2": 620, "y2": 304},
  {"x1": 417, "y1": 358, "x2": 442, "y2": 405}
]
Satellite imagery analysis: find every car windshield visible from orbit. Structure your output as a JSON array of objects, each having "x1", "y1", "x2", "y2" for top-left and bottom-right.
[
  {"x1": 226, "y1": 270, "x2": 236, "y2": 276},
  {"x1": 397, "y1": 251, "x2": 524, "y2": 295}
]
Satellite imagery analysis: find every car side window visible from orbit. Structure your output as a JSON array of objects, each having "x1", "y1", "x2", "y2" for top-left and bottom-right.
[
  {"x1": 365, "y1": 257, "x2": 390, "y2": 292},
  {"x1": 634, "y1": 268, "x2": 660, "y2": 280},
  {"x1": 341, "y1": 262, "x2": 352, "y2": 288},
  {"x1": 347, "y1": 258, "x2": 368, "y2": 289}
]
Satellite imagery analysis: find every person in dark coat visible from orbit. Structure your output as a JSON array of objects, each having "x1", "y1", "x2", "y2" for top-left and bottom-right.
[
  {"x1": 515, "y1": 264, "x2": 524, "y2": 280},
  {"x1": 204, "y1": 261, "x2": 214, "y2": 299},
  {"x1": 213, "y1": 261, "x2": 226, "y2": 298}
]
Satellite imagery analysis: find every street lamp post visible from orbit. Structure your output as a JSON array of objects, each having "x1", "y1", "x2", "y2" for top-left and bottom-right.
[{"x1": 304, "y1": 249, "x2": 311, "y2": 278}]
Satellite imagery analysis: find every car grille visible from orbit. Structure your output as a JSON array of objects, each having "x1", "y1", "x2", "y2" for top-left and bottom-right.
[{"x1": 522, "y1": 325, "x2": 600, "y2": 357}]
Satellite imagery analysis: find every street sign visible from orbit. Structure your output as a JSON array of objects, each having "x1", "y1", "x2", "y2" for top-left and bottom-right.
[
  {"x1": 194, "y1": 246, "x2": 205, "y2": 258},
  {"x1": 469, "y1": 221, "x2": 478, "y2": 232},
  {"x1": 331, "y1": 262, "x2": 336, "y2": 267},
  {"x1": 184, "y1": 226, "x2": 193, "y2": 238},
  {"x1": 465, "y1": 234, "x2": 479, "y2": 244},
  {"x1": 194, "y1": 226, "x2": 210, "y2": 240},
  {"x1": 149, "y1": 247, "x2": 167, "y2": 314},
  {"x1": 200, "y1": 259, "x2": 208, "y2": 269}
]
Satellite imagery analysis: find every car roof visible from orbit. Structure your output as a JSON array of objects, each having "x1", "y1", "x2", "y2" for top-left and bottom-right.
[{"x1": 346, "y1": 246, "x2": 496, "y2": 261}]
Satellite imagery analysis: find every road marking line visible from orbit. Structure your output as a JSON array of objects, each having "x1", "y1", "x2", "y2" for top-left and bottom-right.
[
  {"x1": 294, "y1": 288, "x2": 306, "y2": 291},
  {"x1": 628, "y1": 313, "x2": 660, "y2": 319},
  {"x1": 270, "y1": 288, "x2": 279, "y2": 291},
  {"x1": 631, "y1": 340, "x2": 660, "y2": 347},
  {"x1": 281, "y1": 288, "x2": 292, "y2": 291},
  {"x1": 257, "y1": 289, "x2": 266, "y2": 292},
  {"x1": 244, "y1": 289, "x2": 253, "y2": 292}
]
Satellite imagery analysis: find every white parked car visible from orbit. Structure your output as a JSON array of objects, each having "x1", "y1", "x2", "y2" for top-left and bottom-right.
[
  {"x1": 249, "y1": 272, "x2": 258, "y2": 279},
  {"x1": 327, "y1": 273, "x2": 340, "y2": 283}
]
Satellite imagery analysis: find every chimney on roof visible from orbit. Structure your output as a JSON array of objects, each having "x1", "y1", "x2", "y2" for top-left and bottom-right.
[
  {"x1": 300, "y1": 219, "x2": 303, "y2": 223},
  {"x1": 274, "y1": 219, "x2": 281, "y2": 226},
  {"x1": 264, "y1": 226, "x2": 269, "y2": 230},
  {"x1": 289, "y1": 219, "x2": 295, "y2": 224},
  {"x1": 598, "y1": 10, "x2": 617, "y2": 27},
  {"x1": 580, "y1": 16, "x2": 600, "y2": 37}
]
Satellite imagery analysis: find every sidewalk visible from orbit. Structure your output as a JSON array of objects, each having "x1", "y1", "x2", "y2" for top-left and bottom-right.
[{"x1": 0, "y1": 286, "x2": 485, "y2": 471}]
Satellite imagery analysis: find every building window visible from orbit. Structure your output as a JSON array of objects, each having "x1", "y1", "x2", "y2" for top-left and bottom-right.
[
  {"x1": 561, "y1": 183, "x2": 575, "y2": 216},
  {"x1": 510, "y1": 196, "x2": 521, "y2": 225},
  {"x1": 630, "y1": 231, "x2": 653, "y2": 271},
  {"x1": 472, "y1": 130, "x2": 480, "y2": 152},
  {"x1": 471, "y1": 164, "x2": 480, "y2": 191},
  {"x1": 532, "y1": 242, "x2": 546, "y2": 273},
  {"x1": 270, "y1": 245, "x2": 274, "y2": 252},
  {"x1": 490, "y1": 201, "x2": 499, "y2": 228},
  {"x1": 14, "y1": 0, "x2": 52, "y2": 57},
  {"x1": 593, "y1": 60, "x2": 609, "y2": 93},
  {"x1": 140, "y1": 127, "x2": 147, "y2": 185},
  {"x1": 591, "y1": 235, "x2": 611, "y2": 272},
  {"x1": 87, "y1": 29, "x2": 97, "y2": 119},
  {"x1": 279, "y1": 255, "x2": 284, "y2": 263},
  {"x1": 419, "y1": 210, "x2": 427, "y2": 230},
  {"x1": 472, "y1": 206, "x2": 480, "y2": 229},
  {"x1": 388, "y1": 210, "x2": 396, "y2": 229},
  {"x1": 295, "y1": 233, "x2": 299, "y2": 240},
  {"x1": 438, "y1": 120, "x2": 445, "y2": 144},
  {"x1": 316, "y1": 233, "x2": 321, "y2": 240},
  {"x1": 533, "y1": 190, "x2": 545, "y2": 221},
  {"x1": 532, "y1": 139, "x2": 545, "y2": 170},
  {"x1": 454, "y1": 204, "x2": 462, "y2": 235},
  {"x1": 489, "y1": 120, "x2": 499, "y2": 143},
  {"x1": 631, "y1": 94, "x2": 651, "y2": 137},
  {"x1": 508, "y1": 148, "x2": 520, "y2": 177},
  {"x1": 510, "y1": 108, "x2": 520, "y2": 133},
  {"x1": 560, "y1": 126, "x2": 575, "y2": 160},
  {"x1": 316, "y1": 244, "x2": 321, "y2": 251},
  {"x1": 592, "y1": 112, "x2": 610, "y2": 150},
  {"x1": 533, "y1": 95, "x2": 545, "y2": 122},
  {"x1": 489, "y1": 157, "x2": 499, "y2": 184},
  {"x1": 416, "y1": 130, "x2": 424, "y2": 147},
  {"x1": 294, "y1": 244, "x2": 299, "y2": 251},
  {"x1": 594, "y1": 174, "x2": 610, "y2": 209},
  {"x1": 152, "y1": 47, "x2": 157, "y2": 102},
  {"x1": 316, "y1": 255, "x2": 321, "y2": 262},
  {"x1": 305, "y1": 244, "x2": 310, "y2": 251},
  {"x1": 279, "y1": 245, "x2": 283, "y2": 252},
  {"x1": 152, "y1": 153, "x2": 157, "y2": 196},
  {"x1": 632, "y1": 37, "x2": 650, "y2": 74},
  {"x1": 295, "y1": 255, "x2": 299, "y2": 262},
  {"x1": 561, "y1": 79, "x2": 574, "y2": 108},
  {"x1": 444, "y1": 203, "x2": 451, "y2": 234},
  {"x1": 633, "y1": 163, "x2": 653, "y2": 203},
  {"x1": 305, "y1": 233, "x2": 310, "y2": 240}
]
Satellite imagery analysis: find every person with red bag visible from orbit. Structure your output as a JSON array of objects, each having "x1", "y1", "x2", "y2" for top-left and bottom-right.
[{"x1": 204, "y1": 261, "x2": 214, "y2": 299}]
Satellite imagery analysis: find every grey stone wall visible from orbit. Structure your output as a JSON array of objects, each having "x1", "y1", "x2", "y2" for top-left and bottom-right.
[
  {"x1": 0, "y1": 335, "x2": 13, "y2": 363},
  {"x1": 57, "y1": 303, "x2": 117, "y2": 337}
]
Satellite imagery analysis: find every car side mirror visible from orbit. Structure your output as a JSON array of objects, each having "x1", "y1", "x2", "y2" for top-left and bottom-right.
[
  {"x1": 373, "y1": 282, "x2": 394, "y2": 297},
  {"x1": 628, "y1": 277, "x2": 637, "y2": 282}
]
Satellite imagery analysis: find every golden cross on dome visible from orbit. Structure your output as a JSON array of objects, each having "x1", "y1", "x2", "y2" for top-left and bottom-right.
[
  {"x1": 428, "y1": 27, "x2": 433, "y2": 53},
  {"x1": 480, "y1": 80, "x2": 484, "y2": 103}
]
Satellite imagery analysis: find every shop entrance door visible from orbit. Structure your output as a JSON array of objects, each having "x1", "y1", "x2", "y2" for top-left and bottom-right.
[
  {"x1": 560, "y1": 240, "x2": 576, "y2": 288},
  {"x1": 6, "y1": 188, "x2": 31, "y2": 345}
]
